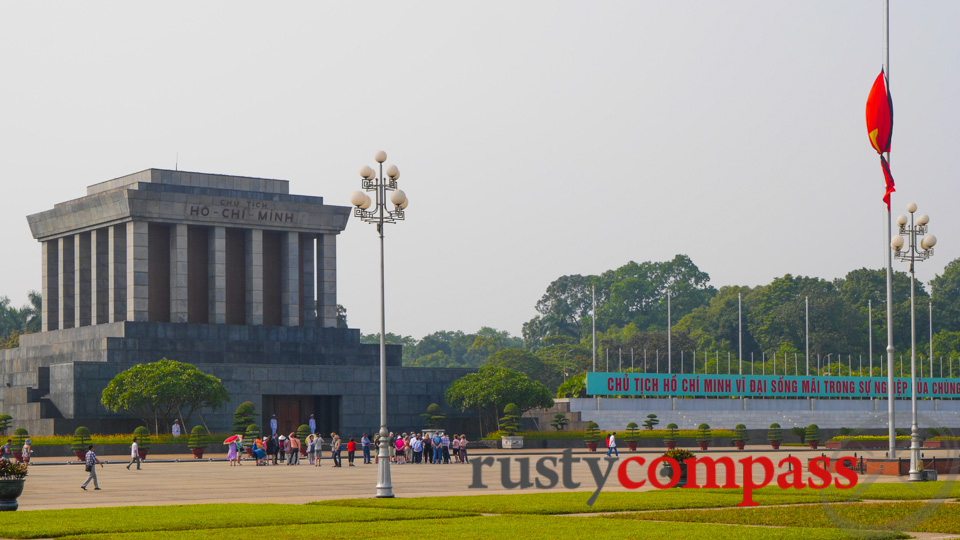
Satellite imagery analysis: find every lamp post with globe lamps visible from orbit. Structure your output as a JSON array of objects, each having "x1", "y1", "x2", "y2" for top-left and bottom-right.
[
  {"x1": 892, "y1": 202, "x2": 937, "y2": 482},
  {"x1": 349, "y1": 150, "x2": 408, "y2": 497}
]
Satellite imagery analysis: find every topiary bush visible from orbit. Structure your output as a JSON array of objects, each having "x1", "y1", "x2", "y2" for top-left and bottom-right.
[
  {"x1": 733, "y1": 424, "x2": 748, "y2": 443},
  {"x1": 643, "y1": 414, "x2": 660, "y2": 430},
  {"x1": 421, "y1": 403, "x2": 445, "y2": 429},
  {"x1": 805, "y1": 424, "x2": 821, "y2": 444},
  {"x1": 0, "y1": 414, "x2": 11, "y2": 435},
  {"x1": 71, "y1": 426, "x2": 91, "y2": 452},
  {"x1": 232, "y1": 401, "x2": 256, "y2": 435},
  {"x1": 12, "y1": 427, "x2": 28, "y2": 449},
  {"x1": 133, "y1": 426, "x2": 151, "y2": 450},
  {"x1": 246, "y1": 423, "x2": 261, "y2": 441},
  {"x1": 188, "y1": 425, "x2": 209, "y2": 449},
  {"x1": 664, "y1": 423, "x2": 679, "y2": 443},
  {"x1": 499, "y1": 403, "x2": 522, "y2": 437},
  {"x1": 584, "y1": 421, "x2": 601, "y2": 443},
  {"x1": 696, "y1": 424, "x2": 712, "y2": 443},
  {"x1": 296, "y1": 424, "x2": 311, "y2": 441},
  {"x1": 550, "y1": 413, "x2": 569, "y2": 431},
  {"x1": 624, "y1": 422, "x2": 640, "y2": 442},
  {"x1": 768, "y1": 423, "x2": 783, "y2": 442}
]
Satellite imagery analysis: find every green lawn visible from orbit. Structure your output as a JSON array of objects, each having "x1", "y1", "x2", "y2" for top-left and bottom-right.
[
  {"x1": 60, "y1": 515, "x2": 899, "y2": 540},
  {"x1": 2, "y1": 482, "x2": 955, "y2": 539},
  {"x1": 0, "y1": 504, "x2": 471, "y2": 539},
  {"x1": 617, "y1": 501, "x2": 959, "y2": 536}
]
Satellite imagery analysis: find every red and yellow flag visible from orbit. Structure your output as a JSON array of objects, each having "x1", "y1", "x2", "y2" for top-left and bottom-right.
[{"x1": 865, "y1": 69, "x2": 895, "y2": 209}]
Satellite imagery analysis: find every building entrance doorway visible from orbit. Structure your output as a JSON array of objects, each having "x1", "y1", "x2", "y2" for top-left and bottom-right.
[{"x1": 262, "y1": 395, "x2": 340, "y2": 437}]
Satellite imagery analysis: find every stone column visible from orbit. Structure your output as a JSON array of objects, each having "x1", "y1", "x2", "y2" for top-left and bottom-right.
[
  {"x1": 170, "y1": 224, "x2": 188, "y2": 323},
  {"x1": 58, "y1": 236, "x2": 75, "y2": 329},
  {"x1": 42, "y1": 240, "x2": 59, "y2": 331},
  {"x1": 126, "y1": 221, "x2": 149, "y2": 322},
  {"x1": 91, "y1": 229, "x2": 109, "y2": 325},
  {"x1": 75, "y1": 233, "x2": 91, "y2": 327},
  {"x1": 208, "y1": 226, "x2": 226, "y2": 324},
  {"x1": 109, "y1": 224, "x2": 127, "y2": 322},
  {"x1": 318, "y1": 234, "x2": 338, "y2": 327},
  {"x1": 245, "y1": 229, "x2": 263, "y2": 325},
  {"x1": 280, "y1": 231, "x2": 300, "y2": 327},
  {"x1": 301, "y1": 235, "x2": 316, "y2": 324}
]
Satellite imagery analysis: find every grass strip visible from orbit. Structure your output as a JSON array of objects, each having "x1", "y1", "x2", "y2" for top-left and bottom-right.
[
  {"x1": 61, "y1": 514, "x2": 897, "y2": 540},
  {"x1": 0, "y1": 504, "x2": 472, "y2": 539},
  {"x1": 313, "y1": 487, "x2": 851, "y2": 515},
  {"x1": 609, "y1": 501, "x2": 960, "y2": 536}
]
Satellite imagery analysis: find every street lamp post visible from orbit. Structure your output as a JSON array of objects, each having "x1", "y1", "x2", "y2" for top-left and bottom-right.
[
  {"x1": 350, "y1": 150, "x2": 408, "y2": 498},
  {"x1": 892, "y1": 202, "x2": 937, "y2": 482}
]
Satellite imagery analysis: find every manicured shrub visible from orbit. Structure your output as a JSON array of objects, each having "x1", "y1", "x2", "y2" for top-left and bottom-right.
[
  {"x1": 664, "y1": 423, "x2": 679, "y2": 443},
  {"x1": 584, "y1": 422, "x2": 601, "y2": 443},
  {"x1": 499, "y1": 403, "x2": 522, "y2": 436},
  {"x1": 624, "y1": 422, "x2": 640, "y2": 442},
  {"x1": 12, "y1": 427, "x2": 28, "y2": 448},
  {"x1": 246, "y1": 423, "x2": 261, "y2": 441},
  {"x1": 549, "y1": 413, "x2": 569, "y2": 431},
  {"x1": 71, "y1": 426, "x2": 91, "y2": 452},
  {"x1": 232, "y1": 401, "x2": 256, "y2": 435},
  {"x1": 133, "y1": 426, "x2": 151, "y2": 450},
  {"x1": 696, "y1": 424, "x2": 712, "y2": 443},
  {"x1": 295, "y1": 424, "x2": 311, "y2": 441},
  {"x1": 188, "y1": 425, "x2": 209, "y2": 449},
  {"x1": 768, "y1": 423, "x2": 783, "y2": 442},
  {"x1": 643, "y1": 414, "x2": 660, "y2": 430},
  {"x1": 733, "y1": 424, "x2": 748, "y2": 443},
  {"x1": 805, "y1": 424, "x2": 821, "y2": 444}
]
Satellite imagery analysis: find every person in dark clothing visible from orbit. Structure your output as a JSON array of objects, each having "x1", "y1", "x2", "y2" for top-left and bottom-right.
[
  {"x1": 422, "y1": 435, "x2": 432, "y2": 465},
  {"x1": 266, "y1": 434, "x2": 278, "y2": 465}
]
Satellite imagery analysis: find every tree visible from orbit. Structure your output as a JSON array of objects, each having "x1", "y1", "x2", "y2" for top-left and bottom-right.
[
  {"x1": 550, "y1": 413, "x2": 569, "y2": 431},
  {"x1": 485, "y1": 348, "x2": 559, "y2": 392},
  {"x1": 421, "y1": 403, "x2": 445, "y2": 428},
  {"x1": 445, "y1": 366, "x2": 553, "y2": 434},
  {"x1": 931, "y1": 258, "x2": 960, "y2": 332},
  {"x1": 556, "y1": 373, "x2": 587, "y2": 398},
  {"x1": 101, "y1": 358, "x2": 229, "y2": 436}
]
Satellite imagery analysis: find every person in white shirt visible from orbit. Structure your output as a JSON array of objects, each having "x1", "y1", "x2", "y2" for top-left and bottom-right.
[
  {"x1": 606, "y1": 431, "x2": 619, "y2": 458},
  {"x1": 171, "y1": 419, "x2": 181, "y2": 438},
  {"x1": 126, "y1": 437, "x2": 142, "y2": 470}
]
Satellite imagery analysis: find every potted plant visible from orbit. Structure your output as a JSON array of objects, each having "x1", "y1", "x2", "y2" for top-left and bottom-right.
[
  {"x1": 296, "y1": 424, "x2": 311, "y2": 456},
  {"x1": 661, "y1": 447, "x2": 696, "y2": 488},
  {"x1": 696, "y1": 423, "x2": 712, "y2": 450},
  {"x1": 11, "y1": 429, "x2": 28, "y2": 463},
  {"x1": 584, "y1": 421, "x2": 601, "y2": 452},
  {"x1": 247, "y1": 424, "x2": 262, "y2": 457},
  {"x1": 733, "y1": 424, "x2": 748, "y2": 450},
  {"x1": 664, "y1": 423, "x2": 679, "y2": 450},
  {"x1": 643, "y1": 414, "x2": 660, "y2": 430},
  {"x1": 133, "y1": 426, "x2": 151, "y2": 459},
  {"x1": 768, "y1": 423, "x2": 783, "y2": 450},
  {"x1": 499, "y1": 403, "x2": 524, "y2": 449},
  {"x1": 421, "y1": 403, "x2": 446, "y2": 429},
  {"x1": 0, "y1": 459, "x2": 28, "y2": 511},
  {"x1": 806, "y1": 424, "x2": 821, "y2": 449},
  {"x1": 188, "y1": 425, "x2": 209, "y2": 459},
  {"x1": 71, "y1": 426, "x2": 91, "y2": 461},
  {"x1": 624, "y1": 422, "x2": 640, "y2": 451}
]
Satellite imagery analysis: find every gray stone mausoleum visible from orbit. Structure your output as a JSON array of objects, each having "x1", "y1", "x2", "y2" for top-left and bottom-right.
[{"x1": 0, "y1": 169, "x2": 470, "y2": 436}]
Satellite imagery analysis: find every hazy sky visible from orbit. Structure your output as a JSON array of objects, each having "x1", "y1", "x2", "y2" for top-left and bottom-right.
[{"x1": 2, "y1": 2, "x2": 958, "y2": 339}]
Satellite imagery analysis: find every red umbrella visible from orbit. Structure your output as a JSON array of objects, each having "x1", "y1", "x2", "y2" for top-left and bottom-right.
[{"x1": 223, "y1": 435, "x2": 239, "y2": 444}]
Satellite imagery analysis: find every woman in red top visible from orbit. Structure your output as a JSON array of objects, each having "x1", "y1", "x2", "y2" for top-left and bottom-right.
[{"x1": 347, "y1": 438, "x2": 357, "y2": 467}]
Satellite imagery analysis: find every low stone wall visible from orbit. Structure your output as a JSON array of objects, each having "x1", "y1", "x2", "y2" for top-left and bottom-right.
[{"x1": 27, "y1": 443, "x2": 230, "y2": 459}]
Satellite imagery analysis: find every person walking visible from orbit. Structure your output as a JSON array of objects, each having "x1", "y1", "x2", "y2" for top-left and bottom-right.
[
  {"x1": 235, "y1": 435, "x2": 244, "y2": 465},
  {"x1": 347, "y1": 437, "x2": 356, "y2": 466},
  {"x1": 81, "y1": 445, "x2": 103, "y2": 490},
  {"x1": 227, "y1": 437, "x2": 238, "y2": 466},
  {"x1": 126, "y1": 437, "x2": 141, "y2": 470},
  {"x1": 606, "y1": 431, "x2": 619, "y2": 458},
  {"x1": 21, "y1": 439, "x2": 32, "y2": 467},
  {"x1": 331, "y1": 433, "x2": 342, "y2": 467},
  {"x1": 361, "y1": 433, "x2": 371, "y2": 464}
]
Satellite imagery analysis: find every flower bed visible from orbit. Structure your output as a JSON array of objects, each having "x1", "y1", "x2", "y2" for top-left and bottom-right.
[
  {"x1": 482, "y1": 429, "x2": 734, "y2": 441},
  {"x1": 825, "y1": 436, "x2": 911, "y2": 450}
]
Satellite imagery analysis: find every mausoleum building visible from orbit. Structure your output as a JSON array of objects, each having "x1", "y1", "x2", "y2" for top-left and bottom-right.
[{"x1": 0, "y1": 169, "x2": 470, "y2": 436}]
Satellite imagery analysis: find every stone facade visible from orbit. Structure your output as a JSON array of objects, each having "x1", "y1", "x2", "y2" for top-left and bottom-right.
[{"x1": 0, "y1": 170, "x2": 470, "y2": 436}]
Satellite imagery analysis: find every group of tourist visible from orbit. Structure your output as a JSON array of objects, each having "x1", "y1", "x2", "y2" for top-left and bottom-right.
[
  {"x1": 223, "y1": 432, "x2": 364, "y2": 468},
  {"x1": 0, "y1": 438, "x2": 32, "y2": 467},
  {"x1": 373, "y1": 432, "x2": 468, "y2": 465}
]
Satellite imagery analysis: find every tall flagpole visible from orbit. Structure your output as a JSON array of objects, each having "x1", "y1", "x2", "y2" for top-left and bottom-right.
[{"x1": 883, "y1": 0, "x2": 896, "y2": 459}]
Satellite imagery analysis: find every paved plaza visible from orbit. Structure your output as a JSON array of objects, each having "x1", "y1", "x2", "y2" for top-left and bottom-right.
[{"x1": 14, "y1": 446, "x2": 947, "y2": 511}]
